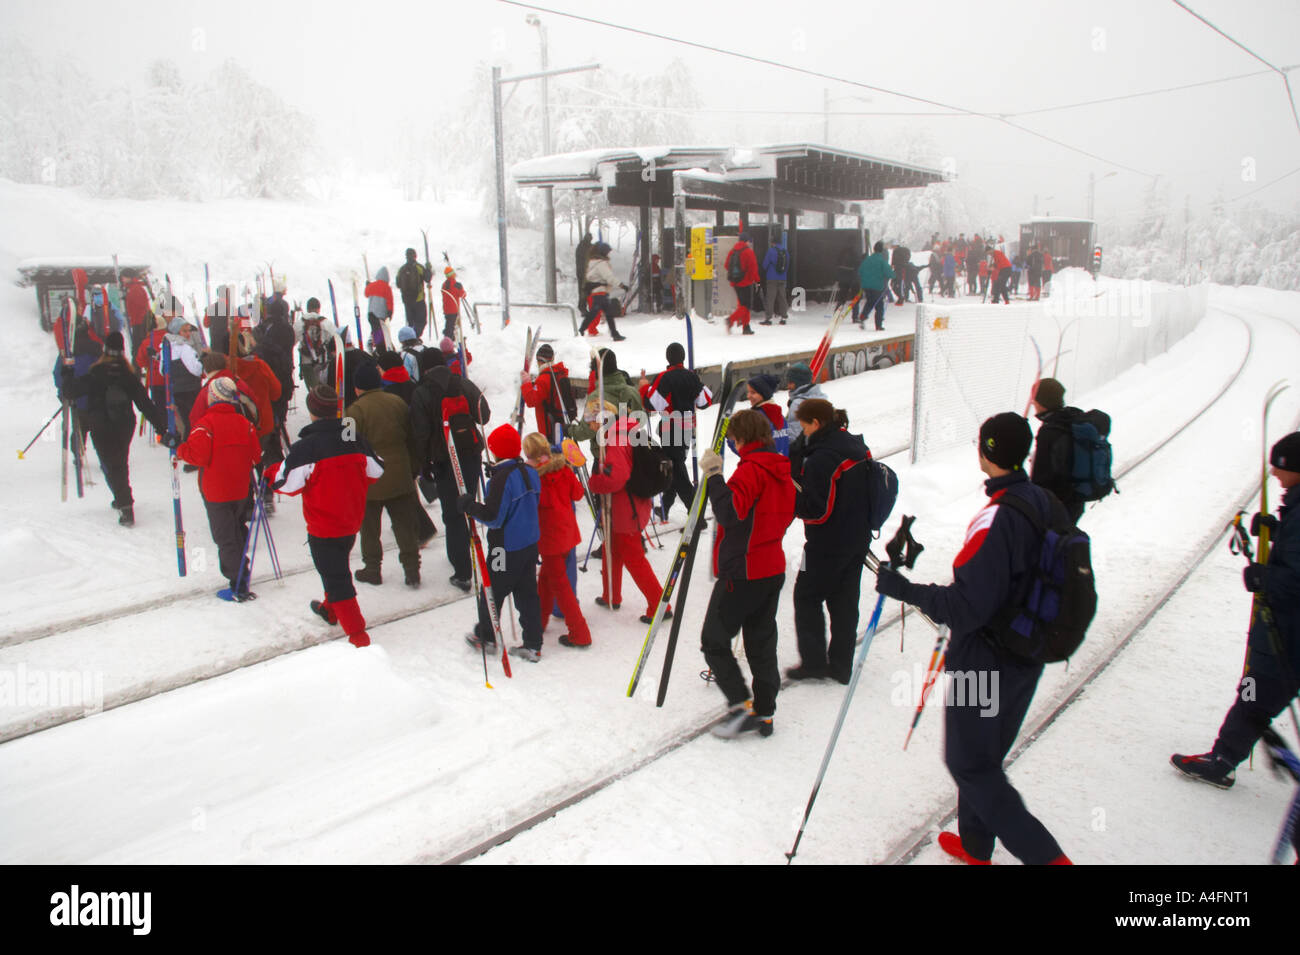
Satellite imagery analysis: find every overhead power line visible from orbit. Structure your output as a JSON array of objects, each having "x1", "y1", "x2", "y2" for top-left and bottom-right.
[
  {"x1": 498, "y1": 0, "x2": 1157, "y2": 178},
  {"x1": 1006, "y1": 68, "x2": 1274, "y2": 117}
]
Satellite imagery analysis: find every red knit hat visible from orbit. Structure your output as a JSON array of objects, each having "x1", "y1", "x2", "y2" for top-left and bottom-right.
[{"x1": 488, "y1": 424, "x2": 521, "y2": 460}]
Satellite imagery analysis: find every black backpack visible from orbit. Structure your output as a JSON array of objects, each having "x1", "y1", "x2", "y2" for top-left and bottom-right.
[
  {"x1": 726, "y1": 248, "x2": 744, "y2": 284},
  {"x1": 545, "y1": 369, "x2": 578, "y2": 426},
  {"x1": 396, "y1": 262, "x2": 423, "y2": 300},
  {"x1": 865, "y1": 455, "x2": 899, "y2": 536},
  {"x1": 989, "y1": 492, "x2": 1097, "y2": 664},
  {"x1": 625, "y1": 427, "x2": 674, "y2": 498},
  {"x1": 774, "y1": 247, "x2": 788, "y2": 273}
]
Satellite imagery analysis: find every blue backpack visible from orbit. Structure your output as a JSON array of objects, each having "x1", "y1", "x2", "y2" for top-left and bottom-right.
[
  {"x1": 1067, "y1": 409, "x2": 1114, "y2": 502},
  {"x1": 991, "y1": 492, "x2": 1097, "y2": 664}
]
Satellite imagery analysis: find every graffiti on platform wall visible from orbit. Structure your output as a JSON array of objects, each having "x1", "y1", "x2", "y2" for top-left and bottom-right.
[{"x1": 826, "y1": 338, "x2": 913, "y2": 380}]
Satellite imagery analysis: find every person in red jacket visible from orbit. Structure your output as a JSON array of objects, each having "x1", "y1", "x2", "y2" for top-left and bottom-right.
[
  {"x1": 176, "y1": 377, "x2": 264, "y2": 601},
  {"x1": 1041, "y1": 248, "x2": 1054, "y2": 298},
  {"x1": 585, "y1": 401, "x2": 667, "y2": 622},
  {"x1": 724, "y1": 233, "x2": 760, "y2": 335},
  {"x1": 523, "y1": 432, "x2": 592, "y2": 647},
  {"x1": 120, "y1": 273, "x2": 152, "y2": 347},
  {"x1": 364, "y1": 266, "x2": 395, "y2": 352},
  {"x1": 269, "y1": 385, "x2": 385, "y2": 647},
  {"x1": 700, "y1": 408, "x2": 797, "y2": 738},
  {"x1": 134, "y1": 313, "x2": 169, "y2": 430},
  {"x1": 521, "y1": 344, "x2": 575, "y2": 445},
  {"x1": 440, "y1": 268, "x2": 468, "y2": 342},
  {"x1": 988, "y1": 248, "x2": 1013, "y2": 304}
]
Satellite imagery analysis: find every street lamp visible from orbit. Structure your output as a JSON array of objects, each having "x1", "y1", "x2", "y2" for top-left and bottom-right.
[{"x1": 526, "y1": 14, "x2": 558, "y2": 305}]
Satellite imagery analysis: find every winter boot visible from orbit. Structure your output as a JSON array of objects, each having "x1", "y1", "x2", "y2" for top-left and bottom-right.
[
  {"x1": 449, "y1": 574, "x2": 472, "y2": 593},
  {"x1": 785, "y1": 664, "x2": 828, "y2": 681},
  {"x1": 937, "y1": 831, "x2": 991, "y2": 865},
  {"x1": 1170, "y1": 752, "x2": 1236, "y2": 789},
  {"x1": 711, "y1": 700, "x2": 773, "y2": 739},
  {"x1": 354, "y1": 565, "x2": 382, "y2": 586},
  {"x1": 741, "y1": 325, "x2": 754, "y2": 335},
  {"x1": 310, "y1": 599, "x2": 338, "y2": 625},
  {"x1": 332, "y1": 596, "x2": 371, "y2": 648},
  {"x1": 510, "y1": 644, "x2": 541, "y2": 663},
  {"x1": 594, "y1": 596, "x2": 620, "y2": 610},
  {"x1": 639, "y1": 607, "x2": 671, "y2": 625},
  {"x1": 118, "y1": 505, "x2": 135, "y2": 527},
  {"x1": 403, "y1": 564, "x2": 421, "y2": 588},
  {"x1": 466, "y1": 631, "x2": 497, "y2": 653},
  {"x1": 559, "y1": 634, "x2": 591, "y2": 648}
]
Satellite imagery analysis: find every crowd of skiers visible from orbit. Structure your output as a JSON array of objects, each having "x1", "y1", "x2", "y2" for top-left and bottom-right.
[{"x1": 46, "y1": 258, "x2": 1299, "y2": 868}]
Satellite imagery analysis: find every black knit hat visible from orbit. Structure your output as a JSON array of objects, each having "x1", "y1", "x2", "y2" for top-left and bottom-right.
[
  {"x1": 355, "y1": 362, "x2": 382, "y2": 391},
  {"x1": 978, "y1": 413, "x2": 1033, "y2": 470},
  {"x1": 666, "y1": 342, "x2": 685, "y2": 365},
  {"x1": 103, "y1": 331, "x2": 125, "y2": 356},
  {"x1": 747, "y1": 373, "x2": 780, "y2": 401},
  {"x1": 1034, "y1": 378, "x2": 1065, "y2": 411},
  {"x1": 1271, "y1": 432, "x2": 1300, "y2": 472},
  {"x1": 306, "y1": 385, "x2": 337, "y2": 418},
  {"x1": 536, "y1": 343, "x2": 554, "y2": 363}
]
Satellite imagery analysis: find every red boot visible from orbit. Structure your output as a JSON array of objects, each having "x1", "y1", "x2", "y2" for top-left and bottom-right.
[
  {"x1": 332, "y1": 597, "x2": 372, "y2": 648},
  {"x1": 937, "y1": 831, "x2": 991, "y2": 865}
]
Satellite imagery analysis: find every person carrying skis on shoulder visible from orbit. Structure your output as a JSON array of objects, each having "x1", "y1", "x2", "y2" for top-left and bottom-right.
[
  {"x1": 175, "y1": 376, "x2": 263, "y2": 600},
  {"x1": 724, "y1": 233, "x2": 760, "y2": 335},
  {"x1": 347, "y1": 363, "x2": 424, "y2": 588},
  {"x1": 873, "y1": 412, "x2": 1073, "y2": 865},
  {"x1": 203, "y1": 284, "x2": 235, "y2": 356},
  {"x1": 163, "y1": 317, "x2": 204, "y2": 448},
  {"x1": 787, "y1": 399, "x2": 870, "y2": 684},
  {"x1": 521, "y1": 343, "x2": 576, "y2": 446},
  {"x1": 59, "y1": 331, "x2": 167, "y2": 526},
  {"x1": 570, "y1": 348, "x2": 643, "y2": 460},
  {"x1": 585, "y1": 400, "x2": 667, "y2": 623},
  {"x1": 577, "y1": 242, "x2": 627, "y2": 341},
  {"x1": 364, "y1": 265, "x2": 394, "y2": 352},
  {"x1": 700, "y1": 409, "x2": 796, "y2": 739},
  {"x1": 120, "y1": 272, "x2": 152, "y2": 348},
  {"x1": 857, "y1": 241, "x2": 894, "y2": 331},
  {"x1": 639, "y1": 342, "x2": 711, "y2": 522},
  {"x1": 1172, "y1": 432, "x2": 1300, "y2": 790},
  {"x1": 409, "y1": 350, "x2": 491, "y2": 592},
  {"x1": 295, "y1": 297, "x2": 336, "y2": 391},
  {"x1": 523, "y1": 432, "x2": 592, "y2": 648},
  {"x1": 397, "y1": 325, "x2": 425, "y2": 383},
  {"x1": 440, "y1": 267, "x2": 468, "y2": 342},
  {"x1": 460, "y1": 425, "x2": 544, "y2": 661},
  {"x1": 134, "y1": 312, "x2": 168, "y2": 439},
  {"x1": 395, "y1": 248, "x2": 432, "y2": 339},
  {"x1": 270, "y1": 384, "x2": 384, "y2": 647},
  {"x1": 85, "y1": 285, "x2": 124, "y2": 342},
  {"x1": 760, "y1": 231, "x2": 791, "y2": 326}
]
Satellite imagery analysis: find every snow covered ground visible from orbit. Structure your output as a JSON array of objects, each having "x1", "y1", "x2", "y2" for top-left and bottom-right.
[{"x1": 0, "y1": 181, "x2": 1297, "y2": 866}]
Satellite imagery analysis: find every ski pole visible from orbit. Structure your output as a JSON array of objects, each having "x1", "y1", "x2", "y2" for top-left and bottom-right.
[
  {"x1": 17, "y1": 406, "x2": 62, "y2": 459},
  {"x1": 786, "y1": 516, "x2": 924, "y2": 864}
]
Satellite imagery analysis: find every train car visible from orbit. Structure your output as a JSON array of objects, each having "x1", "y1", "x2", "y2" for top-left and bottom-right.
[{"x1": 1018, "y1": 218, "x2": 1097, "y2": 273}]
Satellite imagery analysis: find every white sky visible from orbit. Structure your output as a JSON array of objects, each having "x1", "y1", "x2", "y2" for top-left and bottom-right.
[{"x1": 6, "y1": 0, "x2": 1300, "y2": 229}]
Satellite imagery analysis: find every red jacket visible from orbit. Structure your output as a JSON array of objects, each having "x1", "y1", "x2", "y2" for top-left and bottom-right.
[
  {"x1": 364, "y1": 279, "x2": 394, "y2": 316},
  {"x1": 177, "y1": 402, "x2": 263, "y2": 503},
  {"x1": 136, "y1": 328, "x2": 167, "y2": 387},
  {"x1": 534, "y1": 460, "x2": 584, "y2": 556},
  {"x1": 707, "y1": 441, "x2": 795, "y2": 579},
  {"x1": 441, "y1": 279, "x2": 466, "y2": 316},
  {"x1": 192, "y1": 371, "x2": 259, "y2": 433},
  {"x1": 1042, "y1": 251, "x2": 1054, "y2": 274},
  {"x1": 205, "y1": 357, "x2": 279, "y2": 437},
  {"x1": 587, "y1": 418, "x2": 653, "y2": 536},
  {"x1": 726, "y1": 241, "x2": 760, "y2": 287},
  {"x1": 123, "y1": 278, "x2": 151, "y2": 326},
  {"x1": 521, "y1": 362, "x2": 571, "y2": 438},
  {"x1": 989, "y1": 249, "x2": 1012, "y2": 277},
  {"x1": 269, "y1": 418, "x2": 383, "y2": 538}
]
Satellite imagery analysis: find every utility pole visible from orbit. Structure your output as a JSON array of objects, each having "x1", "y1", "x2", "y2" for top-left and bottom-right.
[{"x1": 527, "y1": 14, "x2": 557, "y2": 304}]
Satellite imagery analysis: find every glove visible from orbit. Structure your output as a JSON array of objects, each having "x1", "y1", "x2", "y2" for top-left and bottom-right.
[
  {"x1": 700, "y1": 449, "x2": 723, "y2": 480},
  {"x1": 161, "y1": 432, "x2": 182, "y2": 449},
  {"x1": 875, "y1": 565, "x2": 911, "y2": 601},
  {"x1": 1243, "y1": 563, "x2": 1266, "y2": 594},
  {"x1": 457, "y1": 493, "x2": 472, "y2": 512},
  {"x1": 1250, "y1": 512, "x2": 1280, "y2": 537}
]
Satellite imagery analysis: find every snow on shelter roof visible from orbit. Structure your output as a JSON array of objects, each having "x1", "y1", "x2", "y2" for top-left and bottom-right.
[
  {"x1": 16, "y1": 257, "x2": 150, "y2": 286},
  {"x1": 511, "y1": 144, "x2": 946, "y2": 214},
  {"x1": 1025, "y1": 216, "x2": 1095, "y2": 225}
]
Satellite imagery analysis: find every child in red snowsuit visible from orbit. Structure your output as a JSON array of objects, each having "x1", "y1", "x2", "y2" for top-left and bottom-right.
[
  {"x1": 524, "y1": 432, "x2": 592, "y2": 647},
  {"x1": 585, "y1": 405, "x2": 667, "y2": 622}
]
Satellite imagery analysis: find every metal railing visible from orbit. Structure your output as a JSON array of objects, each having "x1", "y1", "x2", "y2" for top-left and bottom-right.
[{"x1": 469, "y1": 301, "x2": 580, "y2": 335}]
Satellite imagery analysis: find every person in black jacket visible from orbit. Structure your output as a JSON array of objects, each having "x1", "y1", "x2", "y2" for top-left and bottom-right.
[
  {"x1": 788, "y1": 399, "x2": 872, "y2": 683},
  {"x1": 395, "y1": 248, "x2": 432, "y2": 338},
  {"x1": 60, "y1": 332, "x2": 169, "y2": 526},
  {"x1": 409, "y1": 354, "x2": 491, "y2": 590},
  {"x1": 1029, "y1": 378, "x2": 1086, "y2": 524},
  {"x1": 875, "y1": 412, "x2": 1072, "y2": 866},
  {"x1": 639, "y1": 342, "x2": 712, "y2": 521},
  {"x1": 1172, "y1": 432, "x2": 1300, "y2": 789}
]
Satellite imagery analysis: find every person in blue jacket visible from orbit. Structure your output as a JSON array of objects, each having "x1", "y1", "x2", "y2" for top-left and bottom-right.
[
  {"x1": 875, "y1": 412, "x2": 1072, "y2": 866},
  {"x1": 459, "y1": 424, "x2": 544, "y2": 661},
  {"x1": 760, "y1": 231, "x2": 791, "y2": 326},
  {"x1": 856, "y1": 241, "x2": 894, "y2": 331},
  {"x1": 1173, "y1": 432, "x2": 1300, "y2": 789}
]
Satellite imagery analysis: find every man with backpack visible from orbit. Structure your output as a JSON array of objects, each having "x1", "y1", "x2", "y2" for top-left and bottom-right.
[
  {"x1": 760, "y1": 232, "x2": 791, "y2": 326},
  {"x1": 874, "y1": 412, "x2": 1075, "y2": 865},
  {"x1": 409, "y1": 353, "x2": 491, "y2": 591},
  {"x1": 1030, "y1": 378, "x2": 1112, "y2": 524},
  {"x1": 521, "y1": 343, "x2": 576, "y2": 446},
  {"x1": 724, "y1": 233, "x2": 759, "y2": 335},
  {"x1": 395, "y1": 248, "x2": 432, "y2": 339},
  {"x1": 638, "y1": 342, "x2": 711, "y2": 522}
]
